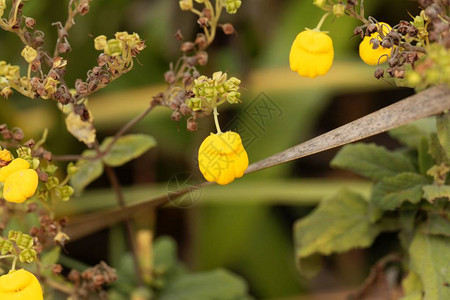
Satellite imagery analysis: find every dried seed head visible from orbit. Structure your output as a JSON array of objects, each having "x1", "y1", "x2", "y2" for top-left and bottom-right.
[
  {"x1": 164, "y1": 71, "x2": 176, "y2": 84},
  {"x1": 196, "y1": 51, "x2": 208, "y2": 66},
  {"x1": 25, "y1": 17, "x2": 36, "y2": 29},
  {"x1": 222, "y1": 23, "x2": 235, "y2": 35}
]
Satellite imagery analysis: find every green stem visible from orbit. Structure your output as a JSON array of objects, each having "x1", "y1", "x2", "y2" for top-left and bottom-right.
[
  {"x1": 11, "y1": 256, "x2": 18, "y2": 271},
  {"x1": 213, "y1": 107, "x2": 222, "y2": 134},
  {"x1": 314, "y1": 12, "x2": 330, "y2": 31}
]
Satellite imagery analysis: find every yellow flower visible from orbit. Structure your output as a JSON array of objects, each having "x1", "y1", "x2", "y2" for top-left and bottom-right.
[
  {"x1": 289, "y1": 30, "x2": 334, "y2": 78},
  {"x1": 0, "y1": 149, "x2": 12, "y2": 163},
  {"x1": 359, "y1": 22, "x2": 392, "y2": 66},
  {"x1": 0, "y1": 269, "x2": 43, "y2": 300},
  {"x1": 0, "y1": 158, "x2": 38, "y2": 203},
  {"x1": 198, "y1": 131, "x2": 248, "y2": 185}
]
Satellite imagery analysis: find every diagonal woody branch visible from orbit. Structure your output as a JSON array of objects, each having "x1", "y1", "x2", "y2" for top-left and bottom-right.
[
  {"x1": 65, "y1": 85, "x2": 450, "y2": 239},
  {"x1": 246, "y1": 85, "x2": 450, "y2": 173}
]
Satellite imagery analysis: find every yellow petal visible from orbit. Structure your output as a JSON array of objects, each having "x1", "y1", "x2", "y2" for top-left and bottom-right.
[
  {"x1": 3, "y1": 169, "x2": 38, "y2": 203},
  {"x1": 289, "y1": 30, "x2": 334, "y2": 78},
  {"x1": 0, "y1": 158, "x2": 30, "y2": 182},
  {"x1": 198, "y1": 131, "x2": 249, "y2": 185},
  {"x1": 0, "y1": 269, "x2": 43, "y2": 300}
]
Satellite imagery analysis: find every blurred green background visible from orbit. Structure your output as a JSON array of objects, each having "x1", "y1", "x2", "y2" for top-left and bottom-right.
[{"x1": 0, "y1": 0, "x2": 422, "y2": 298}]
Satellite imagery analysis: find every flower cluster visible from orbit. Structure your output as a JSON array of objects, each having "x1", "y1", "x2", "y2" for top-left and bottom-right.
[
  {"x1": 305, "y1": 0, "x2": 449, "y2": 89},
  {"x1": 0, "y1": 269, "x2": 43, "y2": 300},
  {"x1": 198, "y1": 131, "x2": 248, "y2": 185},
  {"x1": 187, "y1": 71, "x2": 241, "y2": 112},
  {"x1": 0, "y1": 61, "x2": 23, "y2": 99}
]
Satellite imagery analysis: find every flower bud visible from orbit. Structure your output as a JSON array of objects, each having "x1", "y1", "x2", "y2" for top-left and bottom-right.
[
  {"x1": 332, "y1": 4, "x2": 345, "y2": 17},
  {"x1": 1, "y1": 87, "x2": 13, "y2": 99},
  {"x1": 59, "y1": 185, "x2": 74, "y2": 201},
  {"x1": 21, "y1": 46, "x2": 38, "y2": 64},
  {"x1": 94, "y1": 35, "x2": 107, "y2": 51},
  {"x1": 225, "y1": 0, "x2": 241, "y2": 14},
  {"x1": 313, "y1": 0, "x2": 327, "y2": 8},
  {"x1": 0, "y1": 239, "x2": 13, "y2": 255},
  {"x1": 179, "y1": 0, "x2": 193, "y2": 11}
]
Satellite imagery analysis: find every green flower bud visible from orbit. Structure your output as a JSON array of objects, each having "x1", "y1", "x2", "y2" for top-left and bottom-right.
[
  {"x1": 0, "y1": 239, "x2": 13, "y2": 255},
  {"x1": 8, "y1": 230, "x2": 21, "y2": 242},
  {"x1": 226, "y1": 91, "x2": 241, "y2": 104},
  {"x1": 332, "y1": 4, "x2": 345, "y2": 17},
  {"x1": 67, "y1": 163, "x2": 78, "y2": 175},
  {"x1": 313, "y1": 0, "x2": 327, "y2": 8},
  {"x1": 19, "y1": 248, "x2": 37, "y2": 263},
  {"x1": 44, "y1": 77, "x2": 59, "y2": 95},
  {"x1": 412, "y1": 15, "x2": 424, "y2": 29},
  {"x1": 59, "y1": 185, "x2": 74, "y2": 201},
  {"x1": 179, "y1": 0, "x2": 193, "y2": 11},
  {"x1": 187, "y1": 97, "x2": 203, "y2": 111},
  {"x1": 405, "y1": 70, "x2": 421, "y2": 87},
  {"x1": 15, "y1": 233, "x2": 34, "y2": 250},
  {"x1": 225, "y1": 0, "x2": 241, "y2": 14},
  {"x1": 46, "y1": 176, "x2": 60, "y2": 190},
  {"x1": 105, "y1": 39, "x2": 123, "y2": 56}
]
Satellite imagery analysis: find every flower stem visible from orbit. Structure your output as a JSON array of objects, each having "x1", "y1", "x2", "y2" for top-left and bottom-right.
[
  {"x1": 213, "y1": 107, "x2": 222, "y2": 134},
  {"x1": 314, "y1": 12, "x2": 330, "y2": 31},
  {"x1": 11, "y1": 256, "x2": 18, "y2": 271}
]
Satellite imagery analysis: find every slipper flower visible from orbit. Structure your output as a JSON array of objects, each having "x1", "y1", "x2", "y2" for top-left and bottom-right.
[
  {"x1": 359, "y1": 22, "x2": 393, "y2": 65},
  {"x1": 0, "y1": 269, "x2": 43, "y2": 300},
  {"x1": 198, "y1": 131, "x2": 248, "y2": 185},
  {"x1": 0, "y1": 158, "x2": 38, "y2": 203},
  {"x1": 289, "y1": 29, "x2": 334, "y2": 78}
]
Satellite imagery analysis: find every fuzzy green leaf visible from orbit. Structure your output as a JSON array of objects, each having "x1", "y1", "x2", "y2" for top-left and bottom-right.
[
  {"x1": 159, "y1": 269, "x2": 250, "y2": 300},
  {"x1": 423, "y1": 214, "x2": 450, "y2": 237},
  {"x1": 418, "y1": 137, "x2": 435, "y2": 176},
  {"x1": 409, "y1": 230, "x2": 450, "y2": 300},
  {"x1": 423, "y1": 185, "x2": 450, "y2": 202},
  {"x1": 389, "y1": 124, "x2": 428, "y2": 149},
  {"x1": 101, "y1": 134, "x2": 156, "y2": 167},
  {"x1": 437, "y1": 113, "x2": 450, "y2": 159},
  {"x1": 294, "y1": 189, "x2": 379, "y2": 259},
  {"x1": 371, "y1": 173, "x2": 430, "y2": 210},
  {"x1": 70, "y1": 152, "x2": 104, "y2": 194},
  {"x1": 429, "y1": 133, "x2": 449, "y2": 164},
  {"x1": 331, "y1": 143, "x2": 415, "y2": 181}
]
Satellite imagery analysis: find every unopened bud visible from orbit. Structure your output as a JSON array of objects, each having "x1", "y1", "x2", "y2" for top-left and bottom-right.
[
  {"x1": 179, "y1": 0, "x2": 193, "y2": 11},
  {"x1": 332, "y1": 4, "x2": 345, "y2": 17}
]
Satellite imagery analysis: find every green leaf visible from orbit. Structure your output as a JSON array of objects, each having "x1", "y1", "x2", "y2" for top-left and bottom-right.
[
  {"x1": 154, "y1": 236, "x2": 178, "y2": 274},
  {"x1": 101, "y1": 134, "x2": 156, "y2": 167},
  {"x1": 429, "y1": 133, "x2": 449, "y2": 164},
  {"x1": 423, "y1": 185, "x2": 450, "y2": 202},
  {"x1": 401, "y1": 271, "x2": 423, "y2": 299},
  {"x1": 389, "y1": 123, "x2": 429, "y2": 149},
  {"x1": 70, "y1": 153, "x2": 104, "y2": 194},
  {"x1": 331, "y1": 143, "x2": 415, "y2": 181},
  {"x1": 437, "y1": 113, "x2": 450, "y2": 159},
  {"x1": 424, "y1": 214, "x2": 450, "y2": 237},
  {"x1": 40, "y1": 247, "x2": 61, "y2": 277},
  {"x1": 409, "y1": 230, "x2": 450, "y2": 300},
  {"x1": 159, "y1": 269, "x2": 250, "y2": 300},
  {"x1": 418, "y1": 137, "x2": 435, "y2": 176},
  {"x1": 371, "y1": 173, "x2": 430, "y2": 210},
  {"x1": 294, "y1": 189, "x2": 379, "y2": 259}
]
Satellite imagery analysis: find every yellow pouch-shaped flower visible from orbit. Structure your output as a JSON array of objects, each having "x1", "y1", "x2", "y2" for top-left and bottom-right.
[
  {"x1": 3, "y1": 169, "x2": 38, "y2": 203},
  {"x1": 359, "y1": 22, "x2": 392, "y2": 66},
  {"x1": 198, "y1": 131, "x2": 248, "y2": 185},
  {"x1": 0, "y1": 158, "x2": 30, "y2": 182},
  {"x1": 0, "y1": 269, "x2": 43, "y2": 300},
  {"x1": 289, "y1": 30, "x2": 334, "y2": 78}
]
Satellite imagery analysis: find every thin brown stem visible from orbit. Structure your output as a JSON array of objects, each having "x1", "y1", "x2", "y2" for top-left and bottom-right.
[{"x1": 104, "y1": 165, "x2": 144, "y2": 286}]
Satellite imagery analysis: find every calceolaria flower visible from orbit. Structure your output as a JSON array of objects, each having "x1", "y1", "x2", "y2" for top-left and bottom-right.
[
  {"x1": 0, "y1": 158, "x2": 38, "y2": 203},
  {"x1": 359, "y1": 22, "x2": 393, "y2": 66},
  {"x1": 0, "y1": 269, "x2": 43, "y2": 300},
  {"x1": 289, "y1": 30, "x2": 334, "y2": 78},
  {"x1": 0, "y1": 149, "x2": 12, "y2": 165},
  {"x1": 198, "y1": 131, "x2": 248, "y2": 185}
]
